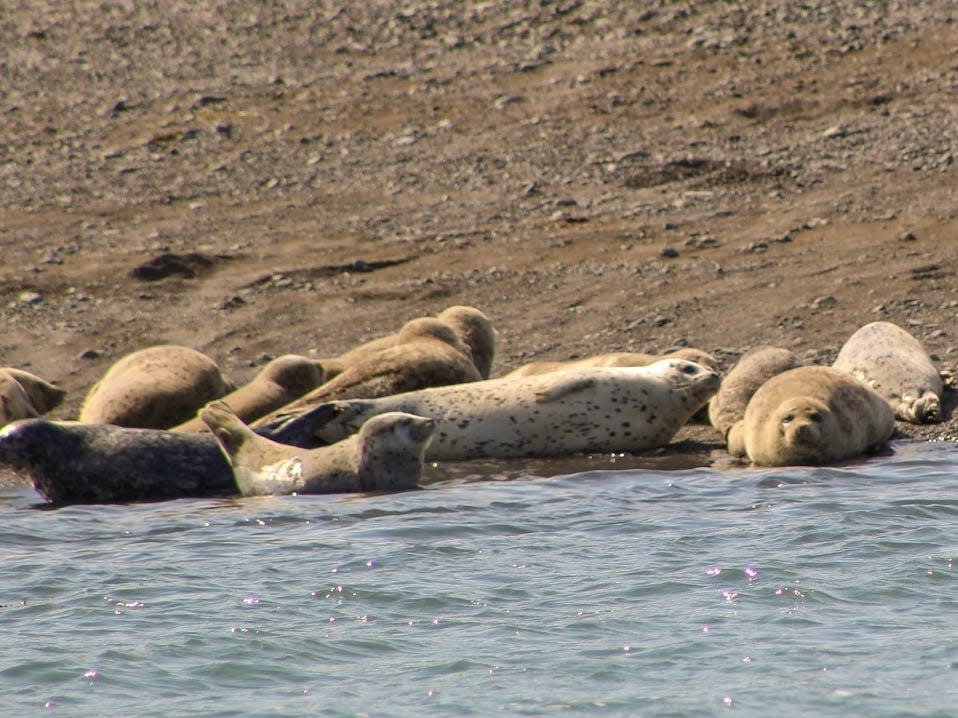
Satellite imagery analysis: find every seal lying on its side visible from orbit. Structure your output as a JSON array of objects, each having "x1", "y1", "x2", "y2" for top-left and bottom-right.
[
  {"x1": 172, "y1": 355, "x2": 325, "y2": 432},
  {"x1": 0, "y1": 419, "x2": 234, "y2": 504},
  {"x1": 254, "y1": 318, "x2": 483, "y2": 427},
  {"x1": 1, "y1": 368, "x2": 67, "y2": 417},
  {"x1": 708, "y1": 346, "x2": 801, "y2": 438},
  {"x1": 502, "y1": 348, "x2": 717, "y2": 378},
  {"x1": 832, "y1": 320, "x2": 943, "y2": 424},
  {"x1": 727, "y1": 365, "x2": 895, "y2": 466},
  {"x1": 201, "y1": 401, "x2": 435, "y2": 495},
  {"x1": 79, "y1": 345, "x2": 234, "y2": 429},
  {"x1": 264, "y1": 359, "x2": 721, "y2": 461}
]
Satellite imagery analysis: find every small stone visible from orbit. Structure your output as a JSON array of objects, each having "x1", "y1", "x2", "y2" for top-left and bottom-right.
[
  {"x1": 78, "y1": 349, "x2": 102, "y2": 360},
  {"x1": 899, "y1": 231, "x2": 917, "y2": 241},
  {"x1": 660, "y1": 247, "x2": 679, "y2": 258},
  {"x1": 664, "y1": 221, "x2": 678, "y2": 230},
  {"x1": 18, "y1": 291, "x2": 42, "y2": 304},
  {"x1": 811, "y1": 295, "x2": 838, "y2": 310}
]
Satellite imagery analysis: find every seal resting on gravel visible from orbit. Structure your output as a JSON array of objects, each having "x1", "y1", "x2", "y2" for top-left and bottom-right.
[
  {"x1": 79, "y1": 345, "x2": 234, "y2": 429},
  {"x1": 727, "y1": 365, "x2": 895, "y2": 466},
  {"x1": 262, "y1": 359, "x2": 721, "y2": 461},
  {"x1": 502, "y1": 348, "x2": 717, "y2": 378},
  {"x1": 320, "y1": 305, "x2": 496, "y2": 380},
  {"x1": 1, "y1": 368, "x2": 67, "y2": 427},
  {"x1": 172, "y1": 355, "x2": 325, "y2": 432},
  {"x1": 0, "y1": 419, "x2": 235, "y2": 504},
  {"x1": 708, "y1": 346, "x2": 801, "y2": 437},
  {"x1": 201, "y1": 401, "x2": 435, "y2": 495},
  {"x1": 832, "y1": 320, "x2": 943, "y2": 424},
  {"x1": 255, "y1": 318, "x2": 483, "y2": 426}
]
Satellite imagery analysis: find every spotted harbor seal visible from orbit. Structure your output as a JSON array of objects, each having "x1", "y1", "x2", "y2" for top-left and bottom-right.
[
  {"x1": 503, "y1": 348, "x2": 717, "y2": 378},
  {"x1": 0, "y1": 419, "x2": 234, "y2": 504},
  {"x1": 264, "y1": 359, "x2": 721, "y2": 461},
  {"x1": 200, "y1": 401, "x2": 435, "y2": 495},
  {"x1": 255, "y1": 318, "x2": 483, "y2": 427},
  {"x1": 727, "y1": 365, "x2": 894, "y2": 466},
  {"x1": 832, "y1": 321, "x2": 943, "y2": 424},
  {"x1": 172, "y1": 355, "x2": 325, "y2": 432},
  {"x1": 79, "y1": 345, "x2": 234, "y2": 429},
  {"x1": 708, "y1": 346, "x2": 801, "y2": 437}
]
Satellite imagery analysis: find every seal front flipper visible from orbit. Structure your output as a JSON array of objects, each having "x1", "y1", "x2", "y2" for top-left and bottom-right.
[
  {"x1": 257, "y1": 401, "x2": 369, "y2": 448},
  {"x1": 533, "y1": 374, "x2": 598, "y2": 402}
]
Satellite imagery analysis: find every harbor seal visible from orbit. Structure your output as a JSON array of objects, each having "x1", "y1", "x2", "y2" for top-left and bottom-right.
[
  {"x1": 708, "y1": 346, "x2": 801, "y2": 437},
  {"x1": 263, "y1": 359, "x2": 721, "y2": 461},
  {"x1": 0, "y1": 419, "x2": 235, "y2": 504},
  {"x1": 502, "y1": 348, "x2": 717, "y2": 378},
  {"x1": 79, "y1": 345, "x2": 234, "y2": 429},
  {"x1": 727, "y1": 365, "x2": 894, "y2": 466},
  {"x1": 2, "y1": 368, "x2": 67, "y2": 416},
  {"x1": 172, "y1": 355, "x2": 325, "y2": 432},
  {"x1": 832, "y1": 321, "x2": 943, "y2": 423},
  {"x1": 435, "y1": 305, "x2": 497, "y2": 378},
  {"x1": 200, "y1": 401, "x2": 435, "y2": 495},
  {"x1": 255, "y1": 318, "x2": 483, "y2": 426}
]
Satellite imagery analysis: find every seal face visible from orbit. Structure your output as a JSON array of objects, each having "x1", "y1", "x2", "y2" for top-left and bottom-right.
[
  {"x1": 1, "y1": 368, "x2": 67, "y2": 423},
  {"x1": 266, "y1": 359, "x2": 721, "y2": 461},
  {"x1": 709, "y1": 346, "x2": 801, "y2": 437},
  {"x1": 200, "y1": 401, "x2": 435, "y2": 495},
  {"x1": 79, "y1": 345, "x2": 234, "y2": 429},
  {"x1": 172, "y1": 355, "x2": 324, "y2": 432},
  {"x1": 504, "y1": 348, "x2": 717, "y2": 378},
  {"x1": 0, "y1": 419, "x2": 234, "y2": 504},
  {"x1": 833, "y1": 321, "x2": 943, "y2": 424},
  {"x1": 731, "y1": 365, "x2": 895, "y2": 466}
]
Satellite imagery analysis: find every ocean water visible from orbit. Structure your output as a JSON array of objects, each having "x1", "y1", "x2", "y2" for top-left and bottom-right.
[{"x1": 1, "y1": 440, "x2": 957, "y2": 717}]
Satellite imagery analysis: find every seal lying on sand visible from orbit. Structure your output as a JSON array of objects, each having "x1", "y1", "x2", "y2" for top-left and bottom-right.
[
  {"x1": 832, "y1": 321, "x2": 943, "y2": 424},
  {"x1": 79, "y1": 345, "x2": 234, "y2": 429},
  {"x1": 708, "y1": 346, "x2": 801, "y2": 437},
  {"x1": 173, "y1": 355, "x2": 325, "y2": 432},
  {"x1": 320, "y1": 305, "x2": 496, "y2": 380},
  {"x1": 255, "y1": 318, "x2": 483, "y2": 426},
  {"x1": 502, "y1": 348, "x2": 717, "y2": 378},
  {"x1": 727, "y1": 365, "x2": 895, "y2": 466},
  {"x1": 0, "y1": 419, "x2": 234, "y2": 504},
  {"x1": 263, "y1": 359, "x2": 721, "y2": 461},
  {"x1": 201, "y1": 401, "x2": 435, "y2": 495},
  {"x1": 1, "y1": 368, "x2": 67, "y2": 427}
]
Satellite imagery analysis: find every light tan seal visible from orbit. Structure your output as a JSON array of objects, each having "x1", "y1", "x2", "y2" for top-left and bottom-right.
[
  {"x1": 256, "y1": 318, "x2": 483, "y2": 426},
  {"x1": 727, "y1": 365, "x2": 894, "y2": 466},
  {"x1": 708, "y1": 346, "x2": 801, "y2": 437},
  {"x1": 79, "y1": 345, "x2": 234, "y2": 429},
  {"x1": 264, "y1": 359, "x2": 721, "y2": 461},
  {"x1": 172, "y1": 355, "x2": 325, "y2": 432},
  {"x1": 320, "y1": 305, "x2": 495, "y2": 380},
  {"x1": 832, "y1": 320, "x2": 943, "y2": 424},
  {"x1": 200, "y1": 401, "x2": 435, "y2": 495},
  {"x1": 503, "y1": 348, "x2": 717, "y2": 378},
  {"x1": 1, "y1": 368, "x2": 67, "y2": 426}
]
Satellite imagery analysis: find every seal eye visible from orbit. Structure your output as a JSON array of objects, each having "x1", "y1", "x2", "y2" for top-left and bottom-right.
[
  {"x1": 781, "y1": 413, "x2": 794, "y2": 425},
  {"x1": 809, "y1": 412, "x2": 823, "y2": 423},
  {"x1": 681, "y1": 364, "x2": 697, "y2": 375}
]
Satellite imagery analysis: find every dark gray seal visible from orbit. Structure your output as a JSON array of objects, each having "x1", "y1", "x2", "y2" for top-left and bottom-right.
[{"x1": 0, "y1": 419, "x2": 235, "y2": 504}]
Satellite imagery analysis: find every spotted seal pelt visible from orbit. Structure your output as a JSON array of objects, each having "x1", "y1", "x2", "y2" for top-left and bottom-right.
[
  {"x1": 254, "y1": 318, "x2": 483, "y2": 428},
  {"x1": 832, "y1": 321, "x2": 943, "y2": 424},
  {"x1": 172, "y1": 355, "x2": 325, "y2": 432},
  {"x1": 79, "y1": 345, "x2": 234, "y2": 429},
  {"x1": 727, "y1": 365, "x2": 895, "y2": 466},
  {"x1": 708, "y1": 346, "x2": 801, "y2": 438},
  {"x1": 200, "y1": 401, "x2": 435, "y2": 495},
  {"x1": 263, "y1": 359, "x2": 721, "y2": 461},
  {"x1": 0, "y1": 419, "x2": 235, "y2": 504},
  {"x1": 502, "y1": 348, "x2": 717, "y2": 379},
  {"x1": 1, "y1": 368, "x2": 67, "y2": 427}
]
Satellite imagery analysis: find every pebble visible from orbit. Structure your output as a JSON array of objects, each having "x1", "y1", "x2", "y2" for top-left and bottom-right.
[{"x1": 660, "y1": 247, "x2": 679, "y2": 258}]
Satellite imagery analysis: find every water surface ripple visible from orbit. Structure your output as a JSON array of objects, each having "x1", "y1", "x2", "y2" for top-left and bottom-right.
[{"x1": 1, "y1": 440, "x2": 956, "y2": 716}]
